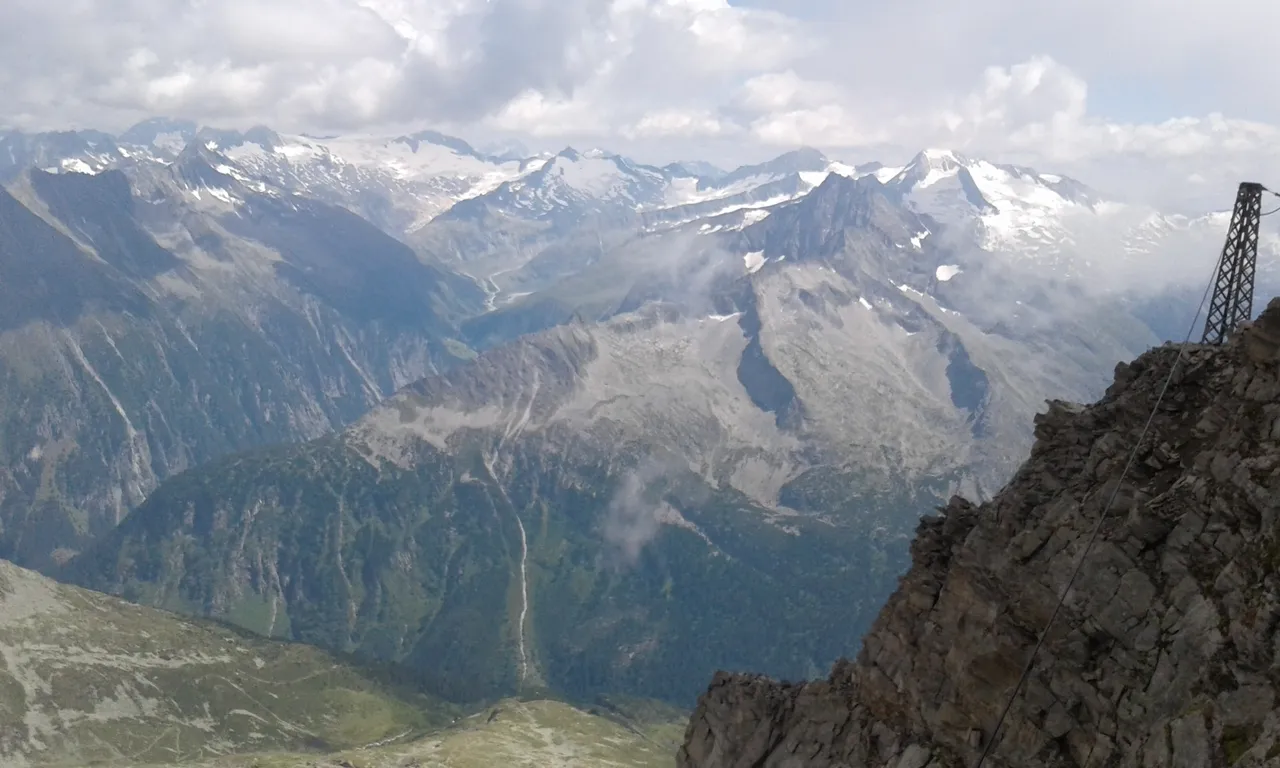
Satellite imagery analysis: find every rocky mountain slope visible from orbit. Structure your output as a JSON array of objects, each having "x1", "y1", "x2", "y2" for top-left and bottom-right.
[
  {"x1": 0, "y1": 557, "x2": 453, "y2": 767},
  {"x1": 678, "y1": 298, "x2": 1280, "y2": 767},
  {"x1": 0, "y1": 149, "x2": 483, "y2": 570},
  {"x1": 467, "y1": 171, "x2": 1158, "y2": 494},
  {"x1": 458, "y1": 144, "x2": 1280, "y2": 359},
  {"x1": 64, "y1": 385, "x2": 886, "y2": 708}
]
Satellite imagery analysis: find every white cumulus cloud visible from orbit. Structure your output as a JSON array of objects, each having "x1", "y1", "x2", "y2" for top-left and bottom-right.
[{"x1": 1, "y1": 0, "x2": 1277, "y2": 209}]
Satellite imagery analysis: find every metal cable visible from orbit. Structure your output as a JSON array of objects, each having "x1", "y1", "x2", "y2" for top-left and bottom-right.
[
  {"x1": 972, "y1": 245, "x2": 1223, "y2": 768},
  {"x1": 1262, "y1": 186, "x2": 1280, "y2": 216}
]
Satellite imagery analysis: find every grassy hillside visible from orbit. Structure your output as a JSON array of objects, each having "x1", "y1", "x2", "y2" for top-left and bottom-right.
[
  {"x1": 0, "y1": 558, "x2": 456, "y2": 766},
  {"x1": 0, "y1": 558, "x2": 684, "y2": 767},
  {"x1": 140, "y1": 698, "x2": 684, "y2": 768}
]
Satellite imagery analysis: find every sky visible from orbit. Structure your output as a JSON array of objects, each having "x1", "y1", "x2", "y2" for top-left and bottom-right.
[{"x1": 1, "y1": 0, "x2": 1278, "y2": 212}]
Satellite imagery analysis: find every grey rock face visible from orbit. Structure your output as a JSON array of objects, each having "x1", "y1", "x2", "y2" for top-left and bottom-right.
[{"x1": 679, "y1": 296, "x2": 1280, "y2": 767}]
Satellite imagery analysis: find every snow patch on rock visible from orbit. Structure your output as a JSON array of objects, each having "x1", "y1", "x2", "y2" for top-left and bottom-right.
[{"x1": 935, "y1": 265, "x2": 962, "y2": 282}]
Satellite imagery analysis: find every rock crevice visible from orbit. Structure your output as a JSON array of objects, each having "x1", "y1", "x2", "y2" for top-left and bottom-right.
[{"x1": 679, "y1": 297, "x2": 1280, "y2": 768}]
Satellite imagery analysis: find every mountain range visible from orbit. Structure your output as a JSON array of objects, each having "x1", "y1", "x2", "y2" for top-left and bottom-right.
[{"x1": 2, "y1": 116, "x2": 1278, "y2": 763}]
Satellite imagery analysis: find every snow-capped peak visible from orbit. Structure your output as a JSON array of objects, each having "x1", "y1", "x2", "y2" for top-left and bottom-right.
[
  {"x1": 516, "y1": 149, "x2": 667, "y2": 209},
  {"x1": 173, "y1": 140, "x2": 239, "y2": 185},
  {"x1": 869, "y1": 147, "x2": 1106, "y2": 258},
  {"x1": 204, "y1": 129, "x2": 535, "y2": 230},
  {"x1": 888, "y1": 148, "x2": 974, "y2": 191},
  {"x1": 885, "y1": 148, "x2": 1097, "y2": 206},
  {"x1": 794, "y1": 160, "x2": 861, "y2": 189},
  {"x1": 118, "y1": 117, "x2": 199, "y2": 154},
  {"x1": 545, "y1": 151, "x2": 633, "y2": 196},
  {"x1": 0, "y1": 129, "x2": 131, "y2": 180},
  {"x1": 920, "y1": 147, "x2": 961, "y2": 163},
  {"x1": 441, "y1": 144, "x2": 675, "y2": 226}
]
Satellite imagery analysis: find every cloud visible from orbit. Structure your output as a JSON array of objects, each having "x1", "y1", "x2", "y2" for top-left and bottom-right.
[
  {"x1": 734, "y1": 71, "x2": 842, "y2": 114},
  {"x1": 716, "y1": 53, "x2": 1278, "y2": 210},
  {"x1": 602, "y1": 459, "x2": 678, "y2": 566},
  {"x1": 749, "y1": 105, "x2": 883, "y2": 148},
  {"x1": 926, "y1": 57, "x2": 1278, "y2": 168},
  {"x1": 488, "y1": 90, "x2": 608, "y2": 138},
  {"x1": 3, "y1": 0, "x2": 1279, "y2": 209},
  {"x1": 0, "y1": 0, "x2": 789, "y2": 134},
  {"x1": 0, "y1": 0, "x2": 619, "y2": 130},
  {"x1": 623, "y1": 109, "x2": 729, "y2": 140}
]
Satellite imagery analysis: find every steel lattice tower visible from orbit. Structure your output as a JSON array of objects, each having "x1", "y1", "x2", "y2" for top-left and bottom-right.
[{"x1": 1202, "y1": 182, "x2": 1265, "y2": 344}]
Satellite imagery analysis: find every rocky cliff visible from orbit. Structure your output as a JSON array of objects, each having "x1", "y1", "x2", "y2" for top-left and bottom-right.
[{"x1": 679, "y1": 296, "x2": 1280, "y2": 768}]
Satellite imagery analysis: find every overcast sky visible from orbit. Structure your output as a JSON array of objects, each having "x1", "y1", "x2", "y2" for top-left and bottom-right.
[{"x1": 2, "y1": 0, "x2": 1277, "y2": 211}]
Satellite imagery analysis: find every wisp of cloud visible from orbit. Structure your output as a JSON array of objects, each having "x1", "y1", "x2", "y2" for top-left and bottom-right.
[{"x1": 602, "y1": 458, "x2": 682, "y2": 567}]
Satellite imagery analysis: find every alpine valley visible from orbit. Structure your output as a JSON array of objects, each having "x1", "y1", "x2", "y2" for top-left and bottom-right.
[{"x1": 1, "y1": 118, "x2": 1276, "y2": 764}]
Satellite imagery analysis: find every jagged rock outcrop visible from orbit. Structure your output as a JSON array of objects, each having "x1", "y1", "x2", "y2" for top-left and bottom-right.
[{"x1": 679, "y1": 296, "x2": 1280, "y2": 768}]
